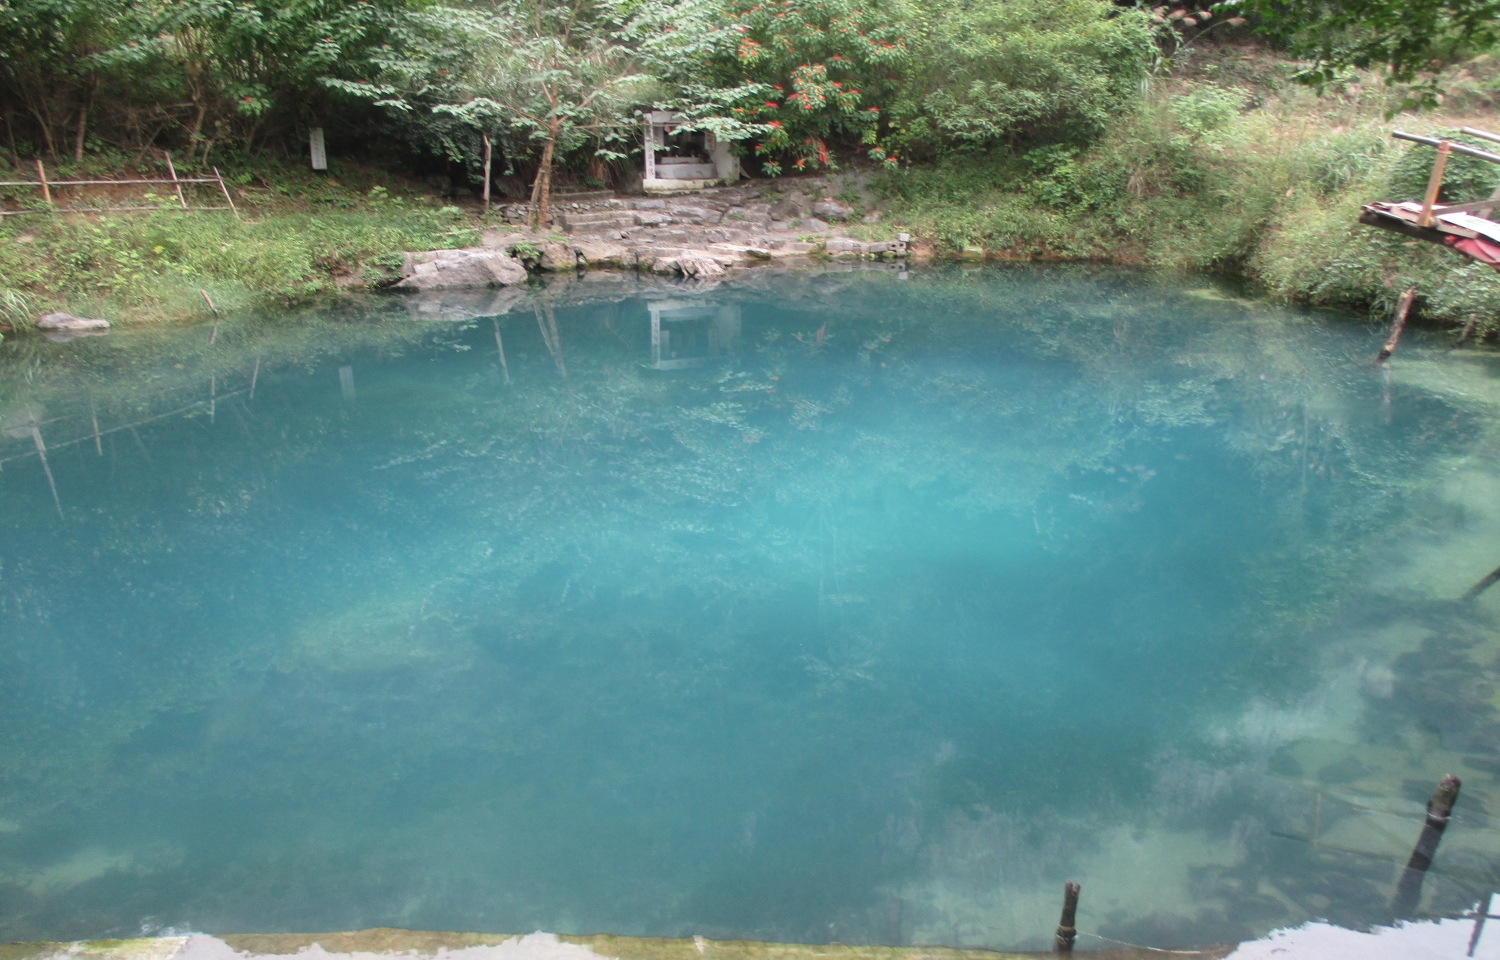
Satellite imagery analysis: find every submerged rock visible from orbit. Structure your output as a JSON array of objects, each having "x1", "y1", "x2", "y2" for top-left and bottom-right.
[
  {"x1": 397, "y1": 248, "x2": 527, "y2": 290},
  {"x1": 36, "y1": 312, "x2": 109, "y2": 332}
]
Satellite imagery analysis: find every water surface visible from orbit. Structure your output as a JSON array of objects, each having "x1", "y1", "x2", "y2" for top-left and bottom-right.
[{"x1": 4, "y1": 265, "x2": 1500, "y2": 950}]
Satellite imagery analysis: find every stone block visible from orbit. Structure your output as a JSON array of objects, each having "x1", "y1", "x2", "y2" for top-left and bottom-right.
[{"x1": 396, "y1": 248, "x2": 528, "y2": 290}]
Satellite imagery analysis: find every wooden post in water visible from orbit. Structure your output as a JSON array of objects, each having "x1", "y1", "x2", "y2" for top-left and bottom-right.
[
  {"x1": 1378, "y1": 287, "x2": 1417, "y2": 362},
  {"x1": 1392, "y1": 774, "x2": 1461, "y2": 917},
  {"x1": 1055, "y1": 881, "x2": 1080, "y2": 954},
  {"x1": 1463, "y1": 565, "x2": 1500, "y2": 601}
]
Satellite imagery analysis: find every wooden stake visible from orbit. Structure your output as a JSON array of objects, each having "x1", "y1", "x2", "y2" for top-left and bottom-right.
[
  {"x1": 164, "y1": 151, "x2": 188, "y2": 209},
  {"x1": 1463, "y1": 564, "x2": 1500, "y2": 601},
  {"x1": 1378, "y1": 286, "x2": 1417, "y2": 362},
  {"x1": 1055, "y1": 881, "x2": 1080, "y2": 954},
  {"x1": 34, "y1": 158, "x2": 50, "y2": 206},
  {"x1": 482, "y1": 133, "x2": 493, "y2": 214},
  {"x1": 1419, "y1": 141, "x2": 1451, "y2": 228},
  {"x1": 212, "y1": 166, "x2": 239, "y2": 219},
  {"x1": 250, "y1": 357, "x2": 259, "y2": 400},
  {"x1": 1392, "y1": 775, "x2": 1461, "y2": 917}
]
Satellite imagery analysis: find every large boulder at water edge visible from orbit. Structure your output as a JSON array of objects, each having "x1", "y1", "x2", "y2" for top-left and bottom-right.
[
  {"x1": 36, "y1": 312, "x2": 110, "y2": 332},
  {"x1": 651, "y1": 251, "x2": 730, "y2": 279},
  {"x1": 397, "y1": 248, "x2": 527, "y2": 290}
]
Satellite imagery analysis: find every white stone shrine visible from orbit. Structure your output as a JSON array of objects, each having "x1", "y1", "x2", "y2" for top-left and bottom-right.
[{"x1": 642, "y1": 111, "x2": 740, "y2": 195}]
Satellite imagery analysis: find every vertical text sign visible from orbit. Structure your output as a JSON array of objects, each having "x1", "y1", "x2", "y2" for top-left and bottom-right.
[{"x1": 309, "y1": 128, "x2": 327, "y2": 170}]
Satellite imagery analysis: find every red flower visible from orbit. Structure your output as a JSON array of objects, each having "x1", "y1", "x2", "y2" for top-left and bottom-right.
[
  {"x1": 767, "y1": 120, "x2": 781, "y2": 127},
  {"x1": 765, "y1": 100, "x2": 779, "y2": 107}
]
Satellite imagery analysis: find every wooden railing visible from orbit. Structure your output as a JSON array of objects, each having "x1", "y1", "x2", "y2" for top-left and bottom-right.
[{"x1": 0, "y1": 154, "x2": 239, "y2": 218}]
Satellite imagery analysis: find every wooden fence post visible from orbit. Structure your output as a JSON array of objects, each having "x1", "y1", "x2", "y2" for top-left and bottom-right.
[
  {"x1": 164, "y1": 152, "x2": 188, "y2": 209},
  {"x1": 213, "y1": 167, "x2": 239, "y2": 219},
  {"x1": 34, "y1": 158, "x2": 51, "y2": 207}
]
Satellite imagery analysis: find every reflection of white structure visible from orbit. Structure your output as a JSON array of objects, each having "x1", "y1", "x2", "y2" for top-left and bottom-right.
[
  {"x1": 643, "y1": 111, "x2": 740, "y2": 195},
  {"x1": 649, "y1": 300, "x2": 741, "y2": 369}
]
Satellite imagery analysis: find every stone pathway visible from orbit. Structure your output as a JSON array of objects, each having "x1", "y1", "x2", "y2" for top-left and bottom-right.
[{"x1": 449, "y1": 178, "x2": 908, "y2": 284}]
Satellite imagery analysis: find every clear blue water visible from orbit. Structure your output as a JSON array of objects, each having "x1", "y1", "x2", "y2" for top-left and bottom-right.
[{"x1": 4, "y1": 265, "x2": 1500, "y2": 951}]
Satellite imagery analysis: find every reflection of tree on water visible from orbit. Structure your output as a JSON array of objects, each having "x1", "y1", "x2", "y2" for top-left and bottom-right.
[{"x1": 1, "y1": 266, "x2": 1497, "y2": 947}]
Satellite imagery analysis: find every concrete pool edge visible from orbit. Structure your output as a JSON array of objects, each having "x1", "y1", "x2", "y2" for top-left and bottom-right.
[{"x1": 0, "y1": 929, "x2": 1237, "y2": 960}]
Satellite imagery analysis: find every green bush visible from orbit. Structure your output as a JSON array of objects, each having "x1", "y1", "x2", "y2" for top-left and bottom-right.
[{"x1": 890, "y1": 0, "x2": 1156, "y2": 159}]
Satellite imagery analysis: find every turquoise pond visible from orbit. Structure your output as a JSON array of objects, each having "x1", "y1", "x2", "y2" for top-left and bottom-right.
[{"x1": 5, "y1": 265, "x2": 1500, "y2": 951}]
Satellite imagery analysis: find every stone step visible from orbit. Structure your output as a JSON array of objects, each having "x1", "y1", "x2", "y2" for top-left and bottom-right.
[
  {"x1": 557, "y1": 211, "x2": 636, "y2": 233},
  {"x1": 551, "y1": 189, "x2": 615, "y2": 204}
]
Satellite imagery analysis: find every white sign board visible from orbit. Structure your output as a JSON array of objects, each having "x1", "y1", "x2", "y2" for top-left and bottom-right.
[{"x1": 309, "y1": 127, "x2": 327, "y2": 170}]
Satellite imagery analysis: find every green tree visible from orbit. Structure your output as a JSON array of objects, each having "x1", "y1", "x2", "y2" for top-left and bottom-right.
[
  {"x1": 1236, "y1": 0, "x2": 1500, "y2": 109},
  {"x1": 891, "y1": 0, "x2": 1156, "y2": 158}
]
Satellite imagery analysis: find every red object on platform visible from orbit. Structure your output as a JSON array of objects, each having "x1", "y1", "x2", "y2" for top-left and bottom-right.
[{"x1": 1446, "y1": 233, "x2": 1500, "y2": 268}]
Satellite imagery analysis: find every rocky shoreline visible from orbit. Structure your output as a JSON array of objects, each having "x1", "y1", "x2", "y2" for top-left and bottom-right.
[{"x1": 396, "y1": 177, "x2": 910, "y2": 290}]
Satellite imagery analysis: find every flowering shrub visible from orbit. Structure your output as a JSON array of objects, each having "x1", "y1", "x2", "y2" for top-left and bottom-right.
[{"x1": 645, "y1": 0, "x2": 909, "y2": 175}]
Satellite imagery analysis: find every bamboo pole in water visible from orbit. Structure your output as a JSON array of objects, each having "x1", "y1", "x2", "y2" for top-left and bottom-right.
[
  {"x1": 1463, "y1": 565, "x2": 1500, "y2": 600},
  {"x1": 1054, "y1": 882, "x2": 1080, "y2": 954},
  {"x1": 1378, "y1": 287, "x2": 1417, "y2": 362},
  {"x1": 1392, "y1": 775, "x2": 1461, "y2": 917}
]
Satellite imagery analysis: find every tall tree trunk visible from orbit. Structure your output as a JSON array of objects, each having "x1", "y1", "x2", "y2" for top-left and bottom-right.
[
  {"x1": 27, "y1": 104, "x2": 57, "y2": 159},
  {"x1": 536, "y1": 133, "x2": 556, "y2": 230},
  {"x1": 73, "y1": 80, "x2": 94, "y2": 161}
]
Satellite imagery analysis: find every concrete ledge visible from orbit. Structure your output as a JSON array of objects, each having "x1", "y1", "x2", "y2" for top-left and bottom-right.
[{"x1": 0, "y1": 930, "x2": 1232, "y2": 960}]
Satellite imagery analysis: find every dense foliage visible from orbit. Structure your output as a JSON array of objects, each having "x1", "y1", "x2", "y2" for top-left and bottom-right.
[
  {"x1": 0, "y1": 0, "x2": 1161, "y2": 186},
  {"x1": 1240, "y1": 0, "x2": 1500, "y2": 109}
]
